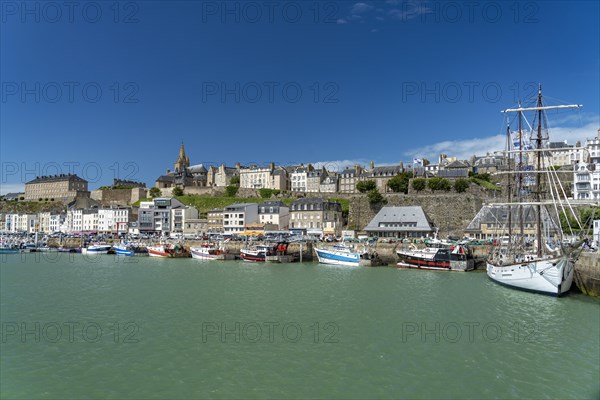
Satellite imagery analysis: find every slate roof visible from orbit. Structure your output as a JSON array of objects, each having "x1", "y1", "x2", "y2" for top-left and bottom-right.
[
  {"x1": 26, "y1": 174, "x2": 87, "y2": 184},
  {"x1": 364, "y1": 206, "x2": 434, "y2": 232}
]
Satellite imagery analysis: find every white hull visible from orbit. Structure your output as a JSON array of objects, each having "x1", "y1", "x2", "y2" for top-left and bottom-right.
[
  {"x1": 486, "y1": 256, "x2": 574, "y2": 296},
  {"x1": 191, "y1": 247, "x2": 225, "y2": 260},
  {"x1": 315, "y1": 248, "x2": 361, "y2": 267}
]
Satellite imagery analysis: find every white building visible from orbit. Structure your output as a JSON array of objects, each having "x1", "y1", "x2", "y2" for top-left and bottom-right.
[
  {"x1": 98, "y1": 208, "x2": 131, "y2": 233},
  {"x1": 593, "y1": 219, "x2": 599, "y2": 248},
  {"x1": 258, "y1": 200, "x2": 290, "y2": 230},
  {"x1": 291, "y1": 166, "x2": 308, "y2": 192},
  {"x1": 223, "y1": 203, "x2": 259, "y2": 234},
  {"x1": 18, "y1": 214, "x2": 37, "y2": 233},
  {"x1": 171, "y1": 206, "x2": 199, "y2": 234},
  {"x1": 573, "y1": 130, "x2": 600, "y2": 203},
  {"x1": 82, "y1": 210, "x2": 98, "y2": 232},
  {"x1": 137, "y1": 198, "x2": 187, "y2": 235},
  {"x1": 5, "y1": 214, "x2": 19, "y2": 232}
]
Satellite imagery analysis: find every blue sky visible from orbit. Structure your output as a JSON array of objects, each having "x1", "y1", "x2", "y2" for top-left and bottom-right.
[{"x1": 1, "y1": 0, "x2": 599, "y2": 193}]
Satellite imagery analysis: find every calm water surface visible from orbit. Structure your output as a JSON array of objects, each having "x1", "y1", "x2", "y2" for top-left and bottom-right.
[{"x1": 1, "y1": 253, "x2": 599, "y2": 399}]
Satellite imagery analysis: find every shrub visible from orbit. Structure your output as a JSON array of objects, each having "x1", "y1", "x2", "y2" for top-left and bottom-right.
[
  {"x1": 454, "y1": 179, "x2": 470, "y2": 193},
  {"x1": 225, "y1": 185, "x2": 239, "y2": 197},
  {"x1": 172, "y1": 187, "x2": 184, "y2": 196},
  {"x1": 388, "y1": 172, "x2": 413, "y2": 194},
  {"x1": 428, "y1": 177, "x2": 451, "y2": 191},
  {"x1": 367, "y1": 189, "x2": 387, "y2": 205},
  {"x1": 412, "y1": 178, "x2": 427, "y2": 192},
  {"x1": 356, "y1": 180, "x2": 377, "y2": 193}
]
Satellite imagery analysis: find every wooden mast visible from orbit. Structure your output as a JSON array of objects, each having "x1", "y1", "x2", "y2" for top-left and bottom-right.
[{"x1": 535, "y1": 85, "x2": 543, "y2": 258}]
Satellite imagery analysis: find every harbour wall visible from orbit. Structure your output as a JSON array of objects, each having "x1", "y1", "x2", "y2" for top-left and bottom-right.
[{"x1": 574, "y1": 252, "x2": 600, "y2": 297}]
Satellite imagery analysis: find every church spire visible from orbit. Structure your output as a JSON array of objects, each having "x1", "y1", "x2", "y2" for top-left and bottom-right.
[{"x1": 174, "y1": 142, "x2": 190, "y2": 172}]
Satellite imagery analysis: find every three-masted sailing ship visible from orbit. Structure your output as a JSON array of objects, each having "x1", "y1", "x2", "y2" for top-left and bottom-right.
[{"x1": 486, "y1": 85, "x2": 589, "y2": 296}]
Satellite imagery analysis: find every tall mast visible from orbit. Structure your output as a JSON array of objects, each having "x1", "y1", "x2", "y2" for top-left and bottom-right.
[
  {"x1": 518, "y1": 105, "x2": 524, "y2": 240},
  {"x1": 535, "y1": 85, "x2": 543, "y2": 258},
  {"x1": 506, "y1": 121, "x2": 512, "y2": 238}
]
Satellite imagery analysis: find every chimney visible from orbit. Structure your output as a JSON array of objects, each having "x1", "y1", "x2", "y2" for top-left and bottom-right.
[
  {"x1": 354, "y1": 164, "x2": 360, "y2": 175},
  {"x1": 269, "y1": 162, "x2": 275, "y2": 170},
  {"x1": 235, "y1": 162, "x2": 241, "y2": 170}
]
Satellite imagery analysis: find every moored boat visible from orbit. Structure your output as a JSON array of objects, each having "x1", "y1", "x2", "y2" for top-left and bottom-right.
[
  {"x1": 315, "y1": 244, "x2": 367, "y2": 267},
  {"x1": 396, "y1": 243, "x2": 474, "y2": 271},
  {"x1": 240, "y1": 244, "x2": 277, "y2": 262},
  {"x1": 82, "y1": 244, "x2": 112, "y2": 254},
  {"x1": 190, "y1": 244, "x2": 225, "y2": 260},
  {"x1": 147, "y1": 243, "x2": 190, "y2": 258},
  {"x1": 485, "y1": 85, "x2": 588, "y2": 296},
  {"x1": 114, "y1": 243, "x2": 149, "y2": 257}
]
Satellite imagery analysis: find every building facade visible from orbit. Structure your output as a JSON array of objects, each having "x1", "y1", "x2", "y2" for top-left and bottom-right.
[
  {"x1": 223, "y1": 203, "x2": 259, "y2": 234},
  {"x1": 207, "y1": 209, "x2": 224, "y2": 234},
  {"x1": 364, "y1": 206, "x2": 434, "y2": 238},
  {"x1": 258, "y1": 200, "x2": 290, "y2": 230},
  {"x1": 289, "y1": 198, "x2": 342, "y2": 236},
  {"x1": 25, "y1": 174, "x2": 88, "y2": 202}
]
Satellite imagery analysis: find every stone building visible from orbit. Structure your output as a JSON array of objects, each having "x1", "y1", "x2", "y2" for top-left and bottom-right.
[
  {"x1": 155, "y1": 143, "x2": 209, "y2": 189},
  {"x1": 207, "y1": 164, "x2": 240, "y2": 187},
  {"x1": 339, "y1": 165, "x2": 364, "y2": 194},
  {"x1": 239, "y1": 163, "x2": 289, "y2": 191},
  {"x1": 361, "y1": 162, "x2": 404, "y2": 192},
  {"x1": 364, "y1": 206, "x2": 434, "y2": 238},
  {"x1": 207, "y1": 209, "x2": 224, "y2": 234},
  {"x1": 289, "y1": 198, "x2": 342, "y2": 236},
  {"x1": 24, "y1": 174, "x2": 88, "y2": 202}
]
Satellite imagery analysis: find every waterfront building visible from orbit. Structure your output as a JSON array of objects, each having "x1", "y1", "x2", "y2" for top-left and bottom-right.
[
  {"x1": 137, "y1": 197, "x2": 187, "y2": 235},
  {"x1": 223, "y1": 203, "x2": 259, "y2": 234},
  {"x1": 258, "y1": 200, "x2": 290, "y2": 230},
  {"x1": 98, "y1": 207, "x2": 132, "y2": 233},
  {"x1": 289, "y1": 198, "x2": 342, "y2": 236},
  {"x1": 24, "y1": 174, "x2": 88, "y2": 203},
  {"x1": 4, "y1": 214, "x2": 19, "y2": 232},
  {"x1": 207, "y1": 209, "x2": 224, "y2": 234},
  {"x1": 171, "y1": 206, "x2": 199, "y2": 234},
  {"x1": 183, "y1": 218, "x2": 207, "y2": 237},
  {"x1": 82, "y1": 210, "x2": 99, "y2": 232},
  {"x1": 593, "y1": 219, "x2": 599, "y2": 248},
  {"x1": 364, "y1": 206, "x2": 434, "y2": 239}
]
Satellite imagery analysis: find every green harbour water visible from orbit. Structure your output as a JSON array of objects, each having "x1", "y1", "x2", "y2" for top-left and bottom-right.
[{"x1": 1, "y1": 253, "x2": 599, "y2": 399}]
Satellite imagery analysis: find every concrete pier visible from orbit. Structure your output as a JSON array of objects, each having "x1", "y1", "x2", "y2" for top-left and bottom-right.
[{"x1": 574, "y1": 252, "x2": 600, "y2": 297}]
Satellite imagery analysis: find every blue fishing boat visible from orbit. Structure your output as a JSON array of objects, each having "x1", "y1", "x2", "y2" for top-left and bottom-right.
[{"x1": 315, "y1": 244, "x2": 367, "y2": 267}]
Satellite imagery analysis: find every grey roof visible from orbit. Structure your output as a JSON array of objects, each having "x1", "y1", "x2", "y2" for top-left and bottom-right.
[
  {"x1": 224, "y1": 203, "x2": 258, "y2": 211},
  {"x1": 2, "y1": 192, "x2": 23, "y2": 200},
  {"x1": 188, "y1": 164, "x2": 207, "y2": 173},
  {"x1": 261, "y1": 200, "x2": 286, "y2": 207},
  {"x1": 26, "y1": 174, "x2": 87, "y2": 184},
  {"x1": 156, "y1": 175, "x2": 175, "y2": 182},
  {"x1": 364, "y1": 206, "x2": 434, "y2": 232},
  {"x1": 443, "y1": 160, "x2": 470, "y2": 169},
  {"x1": 366, "y1": 166, "x2": 403, "y2": 177},
  {"x1": 465, "y1": 205, "x2": 560, "y2": 232}
]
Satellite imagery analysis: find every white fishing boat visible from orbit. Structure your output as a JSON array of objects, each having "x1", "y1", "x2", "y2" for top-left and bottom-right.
[
  {"x1": 315, "y1": 244, "x2": 367, "y2": 267},
  {"x1": 190, "y1": 244, "x2": 225, "y2": 260},
  {"x1": 486, "y1": 85, "x2": 590, "y2": 296},
  {"x1": 82, "y1": 244, "x2": 112, "y2": 254}
]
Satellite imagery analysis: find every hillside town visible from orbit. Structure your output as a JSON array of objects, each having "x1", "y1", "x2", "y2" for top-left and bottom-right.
[{"x1": 1, "y1": 129, "x2": 599, "y2": 244}]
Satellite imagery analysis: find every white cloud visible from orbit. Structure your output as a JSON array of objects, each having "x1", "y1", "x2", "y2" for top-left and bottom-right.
[
  {"x1": 336, "y1": 18, "x2": 348, "y2": 24},
  {"x1": 404, "y1": 121, "x2": 599, "y2": 162},
  {"x1": 0, "y1": 183, "x2": 25, "y2": 196},
  {"x1": 351, "y1": 3, "x2": 374, "y2": 14}
]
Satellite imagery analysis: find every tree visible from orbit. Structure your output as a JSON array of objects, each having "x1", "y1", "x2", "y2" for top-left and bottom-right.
[
  {"x1": 356, "y1": 180, "x2": 377, "y2": 193},
  {"x1": 259, "y1": 188, "x2": 280, "y2": 198},
  {"x1": 367, "y1": 189, "x2": 387, "y2": 205},
  {"x1": 225, "y1": 185, "x2": 238, "y2": 197},
  {"x1": 422, "y1": 159, "x2": 430, "y2": 166},
  {"x1": 172, "y1": 187, "x2": 184, "y2": 196},
  {"x1": 388, "y1": 172, "x2": 412, "y2": 194},
  {"x1": 454, "y1": 179, "x2": 470, "y2": 193},
  {"x1": 230, "y1": 176, "x2": 240, "y2": 186},
  {"x1": 149, "y1": 187, "x2": 161, "y2": 198},
  {"x1": 428, "y1": 177, "x2": 451, "y2": 191},
  {"x1": 412, "y1": 178, "x2": 427, "y2": 192}
]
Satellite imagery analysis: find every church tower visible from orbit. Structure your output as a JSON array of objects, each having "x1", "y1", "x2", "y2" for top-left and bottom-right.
[{"x1": 174, "y1": 143, "x2": 190, "y2": 172}]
